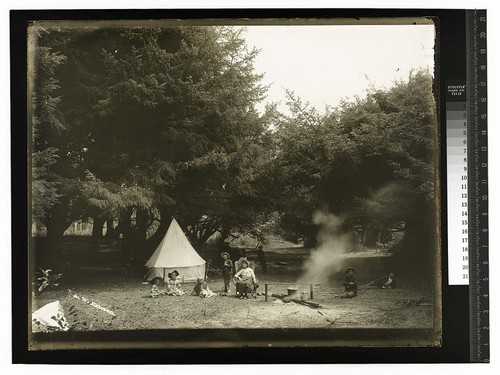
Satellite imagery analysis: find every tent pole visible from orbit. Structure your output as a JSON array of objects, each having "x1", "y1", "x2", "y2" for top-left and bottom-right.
[
  {"x1": 163, "y1": 268, "x2": 166, "y2": 285},
  {"x1": 143, "y1": 267, "x2": 153, "y2": 281}
]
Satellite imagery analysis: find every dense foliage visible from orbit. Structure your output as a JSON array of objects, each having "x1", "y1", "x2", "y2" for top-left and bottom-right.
[
  {"x1": 272, "y1": 71, "x2": 437, "y2": 266},
  {"x1": 30, "y1": 25, "x2": 437, "y2": 270}
]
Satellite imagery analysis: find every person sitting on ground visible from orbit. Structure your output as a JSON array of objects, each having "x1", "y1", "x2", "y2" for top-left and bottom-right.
[
  {"x1": 166, "y1": 270, "x2": 185, "y2": 296},
  {"x1": 367, "y1": 272, "x2": 397, "y2": 289},
  {"x1": 191, "y1": 278, "x2": 204, "y2": 296},
  {"x1": 192, "y1": 278, "x2": 216, "y2": 298},
  {"x1": 220, "y1": 251, "x2": 233, "y2": 296},
  {"x1": 233, "y1": 259, "x2": 258, "y2": 299},
  {"x1": 338, "y1": 267, "x2": 357, "y2": 298},
  {"x1": 149, "y1": 277, "x2": 167, "y2": 298}
]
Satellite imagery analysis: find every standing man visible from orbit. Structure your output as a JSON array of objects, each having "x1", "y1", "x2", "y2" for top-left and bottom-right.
[{"x1": 257, "y1": 245, "x2": 267, "y2": 273}]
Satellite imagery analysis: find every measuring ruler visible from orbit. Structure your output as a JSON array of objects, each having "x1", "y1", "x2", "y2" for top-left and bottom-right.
[
  {"x1": 465, "y1": 9, "x2": 489, "y2": 363},
  {"x1": 446, "y1": 9, "x2": 488, "y2": 363}
]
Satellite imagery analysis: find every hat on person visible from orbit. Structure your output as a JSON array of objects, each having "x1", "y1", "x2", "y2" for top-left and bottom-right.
[
  {"x1": 240, "y1": 259, "x2": 249, "y2": 267},
  {"x1": 168, "y1": 270, "x2": 179, "y2": 279},
  {"x1": 345, "y1": 267, "x2": 355, "y2": 274},
  {"x1": 150, "y1": 277, "x2": 163, "y2": 286},
  {"x1": 220, "y1": 252, "x2": 230, "y2": 259}
]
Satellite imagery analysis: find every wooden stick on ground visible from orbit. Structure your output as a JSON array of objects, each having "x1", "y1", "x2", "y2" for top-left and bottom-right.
[
  {"x1": 317, "y1": 310, "x2": 335, "y2": 326},
  {"x1": 271, "y1": 293, "x2": 322, "y2": 308},
  {"x1": 368, "y1": 295, "x2": 434, "y2": 312}
]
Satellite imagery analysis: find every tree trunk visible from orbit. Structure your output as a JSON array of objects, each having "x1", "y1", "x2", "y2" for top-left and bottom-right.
[
  {"x1": 217, "y1": 226, "x2": 230, "y2": 246},
  {"x1": 41, "y1": 191, "x2": 84, "y2": 269},
  {"x1": 364, "y1": 225, "x2": 379, "y2": 248},
  {"x1": 119, "y1": 208, "x2": 133, "y2": 260},
  {"x1": 104, "y1": 218, "x2": 117, "y2": 239},
  {"x1": 91, "y1": 216, "x2": 105, "y2": 253},
  {"x1": 44, "y1": 217, "x2": 70, "y2": 269},
  {"x1": 43, "y1": 197, "x2": 79, "y2": 269},
  {"x1": 133, "y1": 208, "x2": 149, "y2": 261},
  {"x1": 198, "y1": 225, "x2": 219, "y2": 245}
]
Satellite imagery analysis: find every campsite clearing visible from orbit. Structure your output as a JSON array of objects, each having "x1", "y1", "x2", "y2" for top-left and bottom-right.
[{"x1": 32, "y1": 261, "x2": 435, "y2": 331}]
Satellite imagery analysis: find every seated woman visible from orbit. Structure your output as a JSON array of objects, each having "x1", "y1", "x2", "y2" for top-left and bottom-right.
[
  {"x1": 233, "y1": 259, "x2": 258, "y2": 299},
  {"x1": 166, "y1": 270, "x2": 186, "y2": 296}
]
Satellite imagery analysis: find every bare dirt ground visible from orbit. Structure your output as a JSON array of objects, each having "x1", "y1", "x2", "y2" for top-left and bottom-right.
[{"x1": 32, "y1": 257, "x2": 436, "y2": 331}]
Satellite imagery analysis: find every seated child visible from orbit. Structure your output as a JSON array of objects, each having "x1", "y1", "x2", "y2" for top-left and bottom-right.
[
  {"x1": 191, "y1": 278, "x2": 204, "y2": 296},
  {"x1": 166, "y1": 270, "x2": 186, "y2": 296},
  {"x1": 149, "y1": 277, "x2": 167, "y2": 298},
  {"x1": 199, "y1": 284, "x2": 216, "y2": 298},
  {"x1": 338, "y1": 267, "x2": 357, "y2": 298},
  {"x1": 192, "y1": 278, "x2": 216, "y2": 298}
]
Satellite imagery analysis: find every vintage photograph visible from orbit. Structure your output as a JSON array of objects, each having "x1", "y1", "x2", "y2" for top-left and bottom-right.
[{"x1": 28, "y1": 18, "x2": 440, "y2": 349}]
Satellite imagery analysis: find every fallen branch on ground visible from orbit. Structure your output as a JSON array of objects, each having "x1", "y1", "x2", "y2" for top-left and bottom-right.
[
  {"x1": 272, "y1": 294, "x2": 321, "y2": 308},
  {"x1": 396, "y1": 295, "x2": 433, "y2": 304},
  {"x1": 368, "y1": 295, "x2": 434, "y2": 312}
]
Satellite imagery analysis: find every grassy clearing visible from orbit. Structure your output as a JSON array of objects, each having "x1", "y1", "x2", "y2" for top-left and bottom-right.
[{"x1": 32, "y1": 260, "x2": 434, "y2": 331}]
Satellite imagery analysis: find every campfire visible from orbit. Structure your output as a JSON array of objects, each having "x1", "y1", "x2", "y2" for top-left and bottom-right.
[
  {"x1": 286, "y1": 286, "x2": 311, "y2": 301},
  {"x1": 265, "y1": 282, "x2": 321, "y2": 308}
]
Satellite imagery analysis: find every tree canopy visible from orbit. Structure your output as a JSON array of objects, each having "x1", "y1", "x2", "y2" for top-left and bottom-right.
[
  {"x1": 30, "y1": 24, "x2": 438, "y2": 271},
  {"x1": 30, "y1": 25, "x2": 273, "y2": 262},
  {"x1": 271, "y1": 70, "x2": 437, "y2": 266}
]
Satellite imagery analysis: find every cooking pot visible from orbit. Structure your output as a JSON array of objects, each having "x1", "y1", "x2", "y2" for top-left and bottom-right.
[{"x1": 287, "y1": 287, "x2": 298, "y2": 297}]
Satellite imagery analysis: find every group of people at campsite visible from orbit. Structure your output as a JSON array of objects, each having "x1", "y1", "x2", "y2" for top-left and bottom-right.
[
  {"x1": 148, "y1": 246, "x2": 396, "y2": 300},
  {"x1": 148, "y1": 248, "x2": 263, "y2": 299}
]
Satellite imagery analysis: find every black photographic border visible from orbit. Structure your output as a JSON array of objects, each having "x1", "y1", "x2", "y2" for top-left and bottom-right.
[{"x1": 12, "y1": 8, "x2": 470, "y2": 364}]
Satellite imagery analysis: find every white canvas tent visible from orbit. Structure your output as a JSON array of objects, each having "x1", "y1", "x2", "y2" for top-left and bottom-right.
[{"x1": 145, "y1": 218, "x2": 206, "y2": 283}]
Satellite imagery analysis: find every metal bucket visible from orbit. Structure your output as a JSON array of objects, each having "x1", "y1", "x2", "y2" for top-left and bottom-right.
[{"x1": 287, "y1": 287, "x2": 298, "y2": 297}]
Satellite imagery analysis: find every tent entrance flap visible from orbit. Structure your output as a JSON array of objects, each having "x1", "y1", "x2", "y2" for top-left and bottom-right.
[{"x1": 147, "y1": 265, "x2": 206, "y2": 283}]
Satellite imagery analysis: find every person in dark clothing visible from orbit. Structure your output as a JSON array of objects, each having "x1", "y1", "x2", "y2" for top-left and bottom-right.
[
  {"x1": 367, "y1": 272, "x2": 397, "y2": 289},
  {"x1": 191, "y1": 278, "x2": 205, "y2": 296},
  {"x1": 220, "y1": 252, "x2": 233, "y2": 296},
  {"x1": 257, "y1": 245, "x2": 267, "y2": 273},
  {"x1": 339, "y1": 267, "x2": 357, "y2": 298}
]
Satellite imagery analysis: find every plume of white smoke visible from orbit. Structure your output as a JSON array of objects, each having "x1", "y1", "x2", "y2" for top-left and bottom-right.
[{"x1": 297, "y1": 211, "x2": 351, "y2": 285}]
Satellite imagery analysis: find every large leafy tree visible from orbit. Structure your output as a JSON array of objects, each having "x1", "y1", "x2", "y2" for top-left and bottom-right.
[
  {"x1": 31, "y1": 37, "x2": 67, "y2": 224},
  {"x1": 31, "y1": 25, "x2": 270, "y2": 264},
  {"x1": 30, "y1": 30, "x2": 92, "y2": 266},
  {"x1": 91, "y1": 26, "x2": 269, "y2": 253},
  {"x1": 272, "y1": 70, "x2": 437, "y2": 269},
  {"x1": 352, "y1": 70, "x2": 437, "y2": 268},
  {"x1": 31, "y1": 28, "x2": 110, "y2": 262}
]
